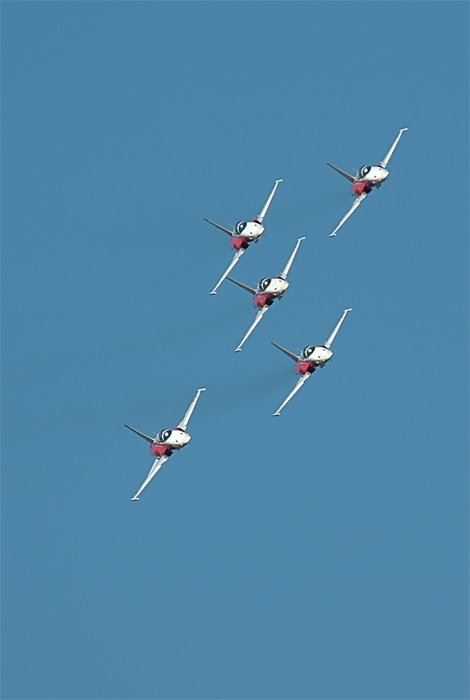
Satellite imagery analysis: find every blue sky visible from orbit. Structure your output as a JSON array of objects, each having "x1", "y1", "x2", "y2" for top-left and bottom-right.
[{"x1": 2, "y1": 2, "x2": 468, "y2": 699}]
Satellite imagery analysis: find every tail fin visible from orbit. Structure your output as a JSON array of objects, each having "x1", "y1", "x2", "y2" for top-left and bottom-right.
[
  {"x1": 326, "y1": 162, "x2": 355, "y2": 183},
  {"x1": 125, "y1": 425, "x2": 154, "y2": 444},
  {"x1": 271, "y1": 341, "x2": 300, "y2": 362}
]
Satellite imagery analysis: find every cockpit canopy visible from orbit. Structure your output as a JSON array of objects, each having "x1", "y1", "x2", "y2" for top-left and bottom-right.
[
  {"x1": 301, "y1": 345, "x2": 315, "y2": 358},
  {"x1": 258, "y1": 277, "x2": 271, "y2": 291},
  {"x1": 235, "y1": 221, "x2": 247, "y2": 234},
  {"x1": 157, "y1": 429, "x2": 172, "y2": 443},
  {"x1": 358, "y1": 165, "x2": 371, "y2": 179}
]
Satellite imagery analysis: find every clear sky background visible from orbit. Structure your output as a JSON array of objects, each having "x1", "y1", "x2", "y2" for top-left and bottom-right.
[{"x1": 2, "y1": 2, "x2": 468, "y2": 699}]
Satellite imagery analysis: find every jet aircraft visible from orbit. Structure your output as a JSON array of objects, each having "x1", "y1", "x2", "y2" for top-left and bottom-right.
[
  {"x1": 205, "y1": 179, "x2": 283, "y2": 295},
  {"x1": 271, "y1": 308, "x2": 352, "y2": 416},
  {"x1": 125, "y1": 388, "x2": 206, "y2": 501},
  {"x1": 227, "y1": 237, "x2": 305, "y2": 352},
  {"x1": 327, "y1": 128, "x2": 408, "y2": 237}
]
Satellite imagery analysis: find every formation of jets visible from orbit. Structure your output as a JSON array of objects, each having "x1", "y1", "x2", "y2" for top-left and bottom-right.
[{"x1": 126, "y1": 129, "x2": 407, "y2": 500}]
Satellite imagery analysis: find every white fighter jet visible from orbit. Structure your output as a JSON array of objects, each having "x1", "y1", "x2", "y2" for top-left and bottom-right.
[
  {"x1": 327, "y1": 128, "x2": 408, "y2": 237},
  {"x1": 205, "y1": 179, "x2": 283, "y2": 294},
  {"x1": 125, "y1": 388, "x2": 206, "y2": 501},
  {"x1": 227, "y1": 237, "x2": 305, "y2": 352},
  {"x1": 271, "y1": 308, "x2": 352, "y2": 416}
]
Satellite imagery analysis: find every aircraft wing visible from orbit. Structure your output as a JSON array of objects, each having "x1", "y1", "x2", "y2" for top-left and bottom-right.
[
  {"x1": 234, "y1": 305, "x2": 271, "y2": 352},
  {"x1": 329, "y1": 193, "x2": 368, "y2": 237},
  {"x1": 273, "y1": 373, "x2": 312, "y2": 416},
  {"x1": 210, "y1": 248, "x2": 247, "y2": 295},
  {"x1": 256, "y1": 179, "x2": 283, "y2": 223},
  {"x1": 280, "y1": 237, "x2": 305, "y2": 279},
  {"x1": 324, "y1": 308, "x2": 353, "y2": 349},
  {"x1": 378, "y1": 127, "x2": 408, "y2": 168},
  {"x1": 131, "y1": 455, "x2": 169, "y2": 501},
  {"x1": 178, "y1": 388, "x2": 206, "y2": 431}
]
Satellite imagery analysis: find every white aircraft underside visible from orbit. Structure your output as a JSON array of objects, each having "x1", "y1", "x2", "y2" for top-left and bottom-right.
[
  {"x1": 126, "y1": 388, "x2": 206, "y2": 501},
  {"x1": 227, "y1": 237, "x2": 305, "y2": 352},
  {"x1": 328, "y1": 128, "x2": 408, "y2": 237},
  {"x1": 206, "y1": 179, "x2": 283, "y2": 294},
  {"x1": 272, "y1": 308, "x2": 352, "y2": 415}
]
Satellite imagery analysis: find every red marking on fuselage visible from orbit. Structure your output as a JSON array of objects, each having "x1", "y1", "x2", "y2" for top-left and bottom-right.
[
  {"x1": 254, "y1": 293, "x2": 271, "y2": 308},
  {"x1": 150, "y1": 443, "x2": 172, "y2": 457},
  {"x1": 296, "y1": 361, "x2": 316, "y2": 376},
  {"x1": 352, "y1": 181, "x2": 372, "y2": 196},
  {"x1": 231, "y1": 237, "x2": 249, "y2": 251}
]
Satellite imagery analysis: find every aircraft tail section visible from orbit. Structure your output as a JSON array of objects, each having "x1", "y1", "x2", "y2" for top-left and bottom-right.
[
  {"x1": 125, "y1": 425, "x2": 154, "y2": 444},
  {"x1": 326, "y1": 162, "x2": 355, "y2": 183}
]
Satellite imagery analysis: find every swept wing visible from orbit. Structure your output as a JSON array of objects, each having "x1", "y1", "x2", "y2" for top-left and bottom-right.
[
  {"x1": 324, "y1": 308, "x2": 353, "y2": 348},
  {"x1": 210, "y1": 248, "x2": 247, "y2": 295},
  {"x1": 273, "y1": 373, "x2": 312, "y2": 416},
  {"x1": 234, "y1": 305, "x2": 271, "y2": 352},
  {"x1": 378, "y1": 127, "x2": 408, "y2": 168},
  {"x1": 256, "y1": 179, "x2": 283, "y2": 222},
  {"x1": 329, "y1": 193, "x2": 368, "y2": 237},
  {"x1": 280, "y1": 237, "x2": 305, "y2": 279},
  {"x1": 131, "y1": 455, "x2": 169, "y2": 501},
  {"x1": 178, "y1": 388, "x2": 206, "y2": 431}
]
